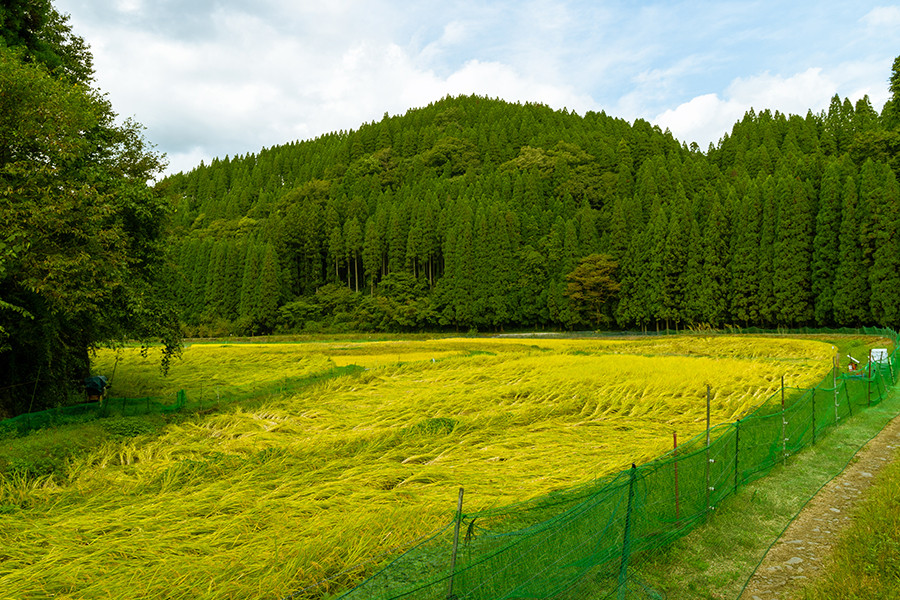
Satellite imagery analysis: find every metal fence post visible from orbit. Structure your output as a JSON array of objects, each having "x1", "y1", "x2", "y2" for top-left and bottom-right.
[
  {"x1": 447, "y1": 488, "x2": 465, "y2": 600},
  {"x1": 811, "y1": 388, "x2": 816, "y2": 445},
  {"x1": 734, "y1": 419, "x2": 740, "y2": 494},
  {"x1": 617, "y1": 464, "x2": 638, "y2": 600},
  {"x1": 705, "y1": 384, "x2": 711, "y2": 511},
  {"x1": 781, "y1": 375, "x2": 787, "y2": 465},
  {"x1": 867, "y1": 349, "x2": 872, "y2": 407},
  {"x1": 833, "y1": 355, "x2": 839, "y2": 424},
  {"x1": 673, "y1": 432, "x2": 680, "y2": 526}
]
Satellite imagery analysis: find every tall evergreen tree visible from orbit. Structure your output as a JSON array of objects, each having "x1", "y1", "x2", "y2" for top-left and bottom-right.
[
  {"x1": 757, "y1": 176, "x2": 778, "y2": 326},
  {"x1": 772, "y1": 173, "x2": 814, "y2": 325},
  {"x1": 362, "y1": 218, "x2": 381, "y2": 294},
  {"x1": 697, "y1": 196, "x2": 730, "y2": 326},
  {"x1": 832, "y1": 177, "x2": 870, "y2": 325},
  {"x1": 344, "y1": 217, "x2": 363, "y2": 292},
  {"x1": 254, "y1": 244, "x2": 282, "y2": 331},
  {"x1": 660, "y1": 188, "x2": 692, "y2": 329},
  {"x1": 238, "y1": 243, "x2": 263, "y2": 325},
  {"x1": 811, "y1": 160, "x2": 845, "y2": 325},
  {"x1": 328, "y1": 225, "x2": 344, "y2": 284},
  {"x1": 729, "y1": 182, "x2": 762, "y2": 326},
  {"x1": 867, "y1": 166, "x2": 900, "y2": 326}
]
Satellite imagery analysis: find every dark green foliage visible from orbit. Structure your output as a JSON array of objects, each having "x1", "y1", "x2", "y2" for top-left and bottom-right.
[
  {"x1": 772, "y1": 171, "x2": 814, "y2": 325},
  {"x1": 0, "y1": 0, "x2": 92, "y2": 83},
  {"x1": 729, "y1": 180, "x2": 762, "y2": 326},
  {"x1": 158, "y1": 57, "x2": 900, "y2": 336},
  {"x1": 0, "y1": 422, "x2": 107, "y2": 478},
  {"x1": 812, "y1": 160, "x2": 846, "y2": 325},
  {"x1": 832, "y1": 177, "x2": 870, "y2": 325},
  {"x1": 0, "y1": 5, "x2": 180, "y2": 417},
  {"x1": 697, "y1": 196, "x2": 730, "y2": 326},
  {"x1": 565, "y1": 254, "x2": 620, "y2": 328},
  {"x1": 867, "y1": 166, "x2": 900, "y2": 325},
  {"x1": 881, "y1": 55, "x2": 900, "y2": 130}
]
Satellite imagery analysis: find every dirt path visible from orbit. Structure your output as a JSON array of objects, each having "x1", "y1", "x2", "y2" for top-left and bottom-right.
[{"x1": 739, "y1": 412, "x2": 900, "y2": 600}]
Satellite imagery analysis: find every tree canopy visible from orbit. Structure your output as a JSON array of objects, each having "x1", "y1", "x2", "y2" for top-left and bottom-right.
[
  {"x1": 159, "y1": 60, "x2": 900, "y2": 339},
  {"x1": 565, "y1": 254, "x2": 620, "y2": 328},
  {"x1": 0, "y1": 3, "x2": 179, "y2": 416}
]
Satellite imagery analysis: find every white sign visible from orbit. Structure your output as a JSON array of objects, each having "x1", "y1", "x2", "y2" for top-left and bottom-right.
[{"x1": 871, "y1": 349, "x2": 889, "y2": 364}]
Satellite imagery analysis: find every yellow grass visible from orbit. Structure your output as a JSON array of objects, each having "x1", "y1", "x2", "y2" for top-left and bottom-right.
[
  {"x1": 94, "y1": 343, "x2": 337, "y2": 398},
  {"x1": 0, "y1": 335, "x2": 838, "y2": 599}
]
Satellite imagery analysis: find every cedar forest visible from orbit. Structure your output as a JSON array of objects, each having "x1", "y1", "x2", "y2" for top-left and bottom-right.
[
  {"x1": 166, "y1": 77, "x2": 900, "y2": 336},
  {"x1": 1, "y1": 0, "x2": 900, "y2": 415}
]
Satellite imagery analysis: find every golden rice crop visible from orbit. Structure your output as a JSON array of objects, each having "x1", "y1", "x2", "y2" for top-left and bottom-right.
[
  {"x1": 92, "y1": 344, "x2": 337, "y2": 398},
  {"x1": 0, "y1": 335, "x2": 840, "y2": 599}
]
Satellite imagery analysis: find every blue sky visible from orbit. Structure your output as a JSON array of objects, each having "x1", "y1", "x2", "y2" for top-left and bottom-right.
[{"x1": 55, "y1": 0, "x2": 899, "y2": 176}]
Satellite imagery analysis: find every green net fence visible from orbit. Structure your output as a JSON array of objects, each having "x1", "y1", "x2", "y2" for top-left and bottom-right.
[
  {"x1": 0, "y1": 365, "x2": 363, "y2": 438},
  {"x1": 1, "y1": 330, "x2": 896, "y2": 599},
  {"x1": 310, "y1": 328, "x2": 899, "y2": 600}
]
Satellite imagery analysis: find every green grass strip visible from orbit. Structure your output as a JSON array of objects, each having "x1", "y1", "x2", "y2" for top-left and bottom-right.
[
  {"x1": 587, "y1": 378, "x2": 900, "y2": 600},
  {"x1": 793, "y1": 443, "x2": 900, "y2": 599}
]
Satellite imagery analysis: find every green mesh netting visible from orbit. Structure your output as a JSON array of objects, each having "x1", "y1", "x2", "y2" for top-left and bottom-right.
[
  {"x1": 1, "y1": 331, "x2": 896, "y2": 600},
  {"x1": 320, "y1": 328, "x2": 899, "y2": 600}
]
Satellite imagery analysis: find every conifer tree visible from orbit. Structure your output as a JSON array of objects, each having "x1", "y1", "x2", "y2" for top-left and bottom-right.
[
  {"x1": 204, "y1": 242, "x2": 229, "y2": 317},
  {"x1": 387, "y1": 204, "x2": 406, "y2": 274},
  {"x1": 615, "y1": 140, "x2": 634, "y2": 199},
  {"x1": 223, "y1": 242, "x2": 243, "y2": 320},
  {"x1": 832, "y1": 177, "x2": 870, "y2": 325},
  {"x1": 773, "y1": 173, "x2": 814, "y2": 325},
  {"x1": 619, "y1": 200, "x2": 666, "y2": 330},
  {"x1": 698, "y1": 196, "x2": 730, "y2": 326},
  {"x1": 729, "y1": 182, "x2": 762, "y2": 326},
  {"x1": 811, "y1": 160, "x2": 845, "y2": 325},
  {"x1": 606, "y1": 197, "x2": 629, "y2": 262},
  {"x1": 362, "y1": 218, "x2": 381, "y2": 294},
  {"x1": 254, "y1": 244, "x2": 281, "y2": 332},
  {"x1": 328, "y1": 225, "x2": 344, "y2": 284},
  {"x1": 660, "y1": 189, "x2": 691, "y2": 329},
  {"x1": 238, "y1": 244, "x2": 263, "y2": 325},
  {"x1": 344, "y1": 217, "x2": 363, "y2": 292},
  {"x1": 867, "y1": 166, "x2": 900, "y2": 326},
  {"x1": 882, "y1": 55, "x2": 900, "y2": 130},
  {"x1": 514, "y1": 246, "x2": 549, "y2": 327},
  {"x1": 405, "y1": 223, "x2": 424, "y2": 280},
  {"x1": 682, "y1": 218, "x2": 704, "y2": 325},
  {"x1": 189, "y1": 240, "x2": 214, "y2": 321},
  {"x1": 757, "y1": 176, "x2": 778, "y2": 326}
]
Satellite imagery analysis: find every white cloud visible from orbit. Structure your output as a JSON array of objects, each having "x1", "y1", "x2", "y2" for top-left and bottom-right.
[
  {"x1": 655, "y1": 64, "x2": 891, "y2": 148},
  {"x1": 81, "y1": 11, "x2": 591, "y2": 175},
  {"x1": 55, "y1": 0, "x2": 900, "y2": 175},
  {"x1": 655, "y1": 93, "x2": 745, "y2": 148},
  {"x1": 115, "y1": 0, "x2": 141, "y2": 13},
  {"x1": 861, "y1": 5, "x2": 900, "y2": 28},
  {"x1": 726, "y1": 68, "x2": 835, "y2": 115}
]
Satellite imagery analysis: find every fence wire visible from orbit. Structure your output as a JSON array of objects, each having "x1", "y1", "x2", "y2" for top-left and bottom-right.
[{"x1": 328, "y1": 328, "x2": 899, "y2": 600}]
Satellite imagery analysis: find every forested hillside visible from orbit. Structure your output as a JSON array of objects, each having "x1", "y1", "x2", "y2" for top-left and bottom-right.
[{"x1": 163, "y1": 59, "x2": 900, "y2": 335}]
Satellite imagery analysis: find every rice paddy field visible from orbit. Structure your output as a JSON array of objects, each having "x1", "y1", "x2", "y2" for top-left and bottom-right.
[{"x1": 0, "y1": 335, "x2": 847, "y2": 599}]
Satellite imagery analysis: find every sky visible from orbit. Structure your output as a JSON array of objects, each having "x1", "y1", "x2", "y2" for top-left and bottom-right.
[{"x1": 55, "y1": 0, "x2": 900, "y2": 177}]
